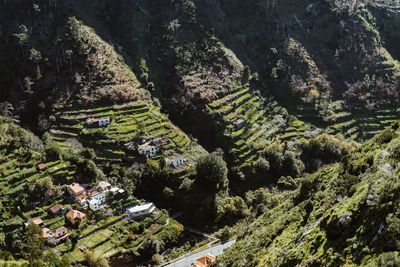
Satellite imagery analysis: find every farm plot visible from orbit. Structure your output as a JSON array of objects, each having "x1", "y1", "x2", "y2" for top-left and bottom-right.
[
  {"x1": 51, "y1": 102, "x2": 206, "y2": 166},
  {"x1": 327, "y1": 109, "x2": 400, "y2": 140},
  {"x1": 207, "y1": 87, "x2": 311, "y2": 167}
]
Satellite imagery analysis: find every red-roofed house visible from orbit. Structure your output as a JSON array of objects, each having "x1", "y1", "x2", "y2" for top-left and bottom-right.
[
  {"x1": 66, "y1": 210, "x2": 86, "y2": 227},
  {"x1": 191, "y1": 254, "x2": 217, "y2": 267},
  {"x1": 31, "y1": 218, "x2": 44, "y2": 226},
  {"x1": 67, "y1": 183, "x2": 85, "y2": 197},
  {"x1": 48, "y1": 204, "x2": 63, "y2": 216}
]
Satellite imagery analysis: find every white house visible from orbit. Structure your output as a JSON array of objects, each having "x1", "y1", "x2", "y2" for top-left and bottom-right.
[
  {"x1": 98, "y1": 117, "x2": 111, "y2": 127},
  {"x1": 86, "y1": 117, "x2": 111, "y2": 128},
  {"x1": 234, "y1": 119, "x2": 247, "y2": 130},
  {"x1": 126, "y1": 203, "x2": 156, "y2": 219},
  {"x1": 138, "y1": 143, "x2": 160, "y2": 158},
  {"x1": 166, "y1": 155, "x2": 188, "y2": 169},
  {"x1": 88, "y1": 191, "x2": 106, "y2": 211}
]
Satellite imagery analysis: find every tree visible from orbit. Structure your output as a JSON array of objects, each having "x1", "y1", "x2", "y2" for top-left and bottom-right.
[
  {"x1": 196, "y1": 154, "x2": 228, "y2": 190},
  {"x1": 28, "y1": 177, "x2": 61, "y2": 201},
  {"x1": 216, "y1": 196, "x2": 250, "y2": 224},
  {"x1": 29, "y1": 48, "x2": 42, "y2": 64},
  {"x1": 43, "y1": 249, "x2": 71, "y2": 267},
  {"x1": 13, "y1": 25, "x2": 29, "y2": 47},
  {"x1": 84, "y1": 250, "x2": 109, "y2": 267},
  {"x1": 25, "y1": 222, "x2": 44, "y2": 265}
]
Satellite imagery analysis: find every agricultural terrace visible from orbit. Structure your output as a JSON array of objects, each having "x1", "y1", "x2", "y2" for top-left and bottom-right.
[
  {"x1": 50, "y1": 102, "x2": 206, "y2": 166},
  {"x1": 297, "y1": 106, "x2": 400, "y2": 141},
  {"x1": 55, "y1": 211, "x2": 183, "y2": 264},
  {"x1": 0, "y1": 147, "x2": 183, "y2": 264},
  {"x1": 0, "y1": 150, "x2": 76, "y2": 227},
  {"x1": 207, "y1": 87, "x2": 311, "y2": 167}
]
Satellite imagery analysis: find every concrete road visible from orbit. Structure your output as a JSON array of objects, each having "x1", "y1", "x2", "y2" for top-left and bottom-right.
[{"x1": 163, "y1": 240, "x2": 236, "y2": 267}]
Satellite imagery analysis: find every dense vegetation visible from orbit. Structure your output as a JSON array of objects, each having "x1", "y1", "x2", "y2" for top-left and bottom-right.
[
  {"x1": 0, "y1": 0, "x2": 399, "y2": 266},
  {"x1": 218, "y1": 124, "x2": 400, "y2": 266}
]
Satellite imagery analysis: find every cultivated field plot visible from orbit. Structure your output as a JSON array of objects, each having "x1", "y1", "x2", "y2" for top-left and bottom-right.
[
  {"x1": 207, "y1": 87, "x2": 311, "y2": 167},
  {"x1": 0, "y1": 150, "x2": 76, "y2": 212},
  {"x1": 50, "y1": 102, "x2": 206, "y2": 165},
  {"x1": 57, "y1": 212, "x2": 180, "y2": 264},
  {"x1": 297, "y1": 107, "x2": 400, "y2": 140},
  {"x1": 327, "y1": 109, "x2": 400, "y2": 140}
]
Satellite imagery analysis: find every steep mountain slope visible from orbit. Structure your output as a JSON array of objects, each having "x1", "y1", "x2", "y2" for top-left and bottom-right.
[
  {"x1": 218, "y1": 124, "x2": 400, "y2": 266},
  {"x1": 1, "y1": 1, "x2": 400, "y2": 265},
  {"x1": 190, "y1": 0, "x2": 400, "y2": 141},
  {"x1": 48, "y1": 17, "x2": 206, "y2": 167},
  {"x1": 0, "y1": 0, "x2": 150, "y2": 131},
  {"x1": 88, "y1": 0, "x2": 331, "y2": 188}
]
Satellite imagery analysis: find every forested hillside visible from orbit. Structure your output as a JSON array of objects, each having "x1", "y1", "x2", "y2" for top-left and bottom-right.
[
  {"x1": 0, "y1": 0, "x2": 400, "y2": 266},
  {"x1": 218, "y1": 124, "x2": 400, "y2": 266}
]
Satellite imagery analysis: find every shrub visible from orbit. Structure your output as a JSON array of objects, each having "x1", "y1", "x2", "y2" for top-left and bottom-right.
[
  {"x1": 389, "y1": 140, "x2": 400, "y2": 160},
  {"x1": 196, "y1": 153, "x2": 228, "y2": 190},
  {"x1": 45, "y1": 142, "x2": 63, "y2": 161},
  {"x1": 245, "y1": 188, "x2": 278, "y2": 211},
  {"x1": 375, "y1": 128, "x2": 397, "y2": 144},
  {"x1": 216, "y1": 196, "x2": 250, "y2": 224},
  {"x1": 373, "y1": 252, "x2": 400, "y2": 267}
]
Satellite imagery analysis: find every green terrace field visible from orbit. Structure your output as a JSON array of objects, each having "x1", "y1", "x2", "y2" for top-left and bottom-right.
[
  {"x1": 0, "y1": 150, "x2": 76, "y2": 220},
  {"x1": 50, "y1": 102, "x2": 206, "y2": 165},
  {"x1": 0, "y1": 159, "x2": 74, "y2": 198},
  {"x1": 297, "y1": 106, "x2": 400, "y2": 141},
  {"x1": 56, "y1": 211, "x2": 181, "y2": 264},
  {"x1": 207, "y1": 87, "x2": 311, "y2": 167},
  {"x1": 0, "y1": 153, "x2": 79, "y2": 237}
]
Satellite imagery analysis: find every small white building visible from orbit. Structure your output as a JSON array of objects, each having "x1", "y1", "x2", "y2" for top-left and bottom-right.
[
  {"x1": 126, "y1": 203, "x2": 156, "y2": 219},
  {"x1": 138, "y1": 143, "x2": 160, "y2": 158},
  {"x1": 86, "y1": 117, "x2": 111, "y2": 128},
  {"x1": 166, "y1": 155, "x2": 188, "y2": 169},
  {"x1": 98, "y1": 117, "x2": 111, "y2": 127},
  {"x1": 88, "y1": 191, "x2": 106, "y2": 211},
  {"x1": 234, "y1": 119, "x2": 247, "y2": 130}
]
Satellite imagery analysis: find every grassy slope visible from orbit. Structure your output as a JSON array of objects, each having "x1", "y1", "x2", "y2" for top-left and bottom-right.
[{"x1": 218, "y1": 125, "x2": 400, "y2": 266}]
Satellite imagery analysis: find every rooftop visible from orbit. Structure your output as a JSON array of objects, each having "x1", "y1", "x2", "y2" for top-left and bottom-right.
[
  {"x1": 167, "y1": 155, "x2": 188, "y2": 161},
  {"x1": 68, "y1": 182, "x2": 85, "y2": 194},
  {"x1": 31, "y1": 217, "x2": 43, "y2": 225},
  {"x1": 48, "y1": 204, "x2": 63, "y2": 214},
  {"x1": 127, "y1": 203, "x2": 155, "y2": 213},
  {"x1": 37, "y1": 163, "x2": 46, "y2": 171},
  {"x1": 97, "y1": 181, "x2": 111, "y2": 190},
  {"x1": 66, "y1": 209, "x2": 86, "y2": 220}
]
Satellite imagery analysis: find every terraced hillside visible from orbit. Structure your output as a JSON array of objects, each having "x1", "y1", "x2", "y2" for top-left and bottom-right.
[
  {"x1": 207, "y1": 87, "x2": 312, "y2": 168},
  {"x1": 296, "y1": 105, "x2": 400, "y2": 141},
  {"x1": 50, "y1": 101, "x2": 206, "y2": 167},
  {"x1": 55, "y1": 211, "x2": 182, "y2": 264},
  {"x1": 0, "y1": 118, "x2": 185, "y2": 265}
]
